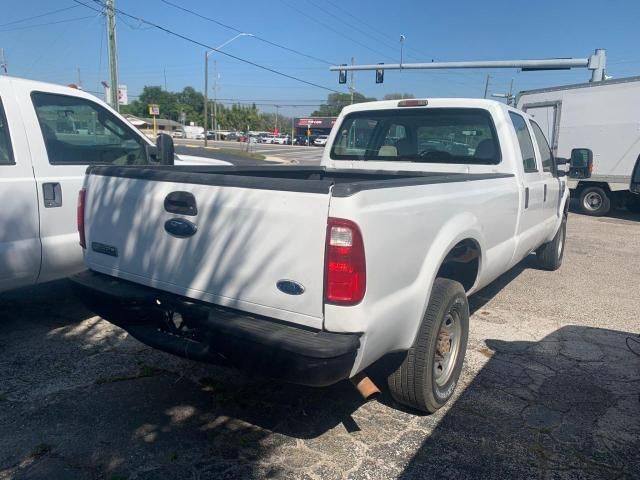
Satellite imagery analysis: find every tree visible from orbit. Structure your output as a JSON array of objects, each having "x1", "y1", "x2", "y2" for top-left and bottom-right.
[
  {"x1": 383, "y1": 93, "x2": 415, "y2": 100},
  {"x1": 310, "y1": 92, "x2": 376, "y2": 117}
]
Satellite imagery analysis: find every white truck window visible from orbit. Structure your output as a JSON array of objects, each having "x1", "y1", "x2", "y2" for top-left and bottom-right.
[
  {"x1": 0, "y1": 98, "x2": 14, "y2": 165},
  {"x1": 330, "y1": 108, "x2": 500, "y2": 165},
  {"x1": 31, "y1": 92, "x2": 147, "y2": 166},
  {"x1": 509, "y1": 112, "x2": 538, "y2": 173},
  {"x1": 530, "y1": 121, "x2": 554, "y2": 174}
]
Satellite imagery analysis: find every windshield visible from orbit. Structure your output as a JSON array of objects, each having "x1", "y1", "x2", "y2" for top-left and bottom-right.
[{"x1": 330, "y1": 108, "x2": 501, "y2": 165}]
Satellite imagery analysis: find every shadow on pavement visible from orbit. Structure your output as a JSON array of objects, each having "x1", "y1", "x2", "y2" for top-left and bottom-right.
[{"x1": 397, "y1": 325, "x2": 640, "y2": 479}]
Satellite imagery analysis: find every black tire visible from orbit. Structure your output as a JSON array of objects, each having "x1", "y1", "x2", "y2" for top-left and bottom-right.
[
  {"x1": 536, "y1": 214, "x2": 567, "y2": 271},
  {"x1": 387, "y1": 278, "x2": 469, "y2": 413},
  {"x1": 578, "y1": 186, "x2": 611, "y2": 216}
]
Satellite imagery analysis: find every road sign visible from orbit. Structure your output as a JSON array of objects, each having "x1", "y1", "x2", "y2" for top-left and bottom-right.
[{"x1": 149, "y1": 104, "x2": 160, "y2": 116}]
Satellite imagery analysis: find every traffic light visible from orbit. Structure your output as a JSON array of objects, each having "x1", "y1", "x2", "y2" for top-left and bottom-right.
[
  {"x1": 339, "y1": 64, "x2": 347, "y2": 84},
  {"x1": 375, "y1": 63, "x2": 384, "y2": 84}
]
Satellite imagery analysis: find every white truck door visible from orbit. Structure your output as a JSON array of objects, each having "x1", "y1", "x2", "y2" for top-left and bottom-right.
[
  {"x1": 509, "y1": 111, "x2": 548, "y2": 260},
  {"x1": 20, "y1": 88, "x2": 150, "y2": 284},
  {"x1": 0, "y1": 87, "x2": 40, "y2": 291},
  {"x1": 530, "y1": 120, "x2": 561, "y2": 228}
]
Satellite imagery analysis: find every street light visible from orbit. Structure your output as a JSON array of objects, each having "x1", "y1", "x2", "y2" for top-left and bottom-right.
[{"x1": 204, "y1": 33, "x2": 253, "y2": 146}]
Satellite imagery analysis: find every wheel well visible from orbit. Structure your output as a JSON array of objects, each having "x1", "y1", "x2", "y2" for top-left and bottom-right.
[
  {"x1": 436, "y1": 239, "x2": 480, "y2": 292},
  {"x1": 576, "y1": 182, "x2": 611, "y2": 194}
]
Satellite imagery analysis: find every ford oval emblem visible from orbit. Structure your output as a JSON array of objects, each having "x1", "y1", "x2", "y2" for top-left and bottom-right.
[
  {"x1": 277, "y1": 280, "x2": 305, "y2": 296},
  {"x1": 164, "y1": 218, "x2": 197, "y2": 238}
]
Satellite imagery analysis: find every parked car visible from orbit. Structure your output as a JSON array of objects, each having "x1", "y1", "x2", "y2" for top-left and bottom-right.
[
  {"x1": 172, "y1": 130, "x2": 184, "y2": 138},
  {"x1": 73, "y1": 98, "x2": 570, "y2": 413},
  {"x1": 313, "y1": 135, "x2": 329, "y2": 146},
  {"x1": 0, "y1": 76, "x2": 229, "y2": 294},
  {"x1": 194, "y1": 132, "x2": 205, "y2": 140},
  {"x1": 294, "y1": 135, "x2": 315, "y2": 145},
  {"x1": 517, "y1": 76, "x2": 640, "y2": 216},
  {"x1": 238, "y1": 135, "x2": 248, "y2": 142},
  {"x1": 224, "y1": 133, "x2": 239, "y2": 141}
]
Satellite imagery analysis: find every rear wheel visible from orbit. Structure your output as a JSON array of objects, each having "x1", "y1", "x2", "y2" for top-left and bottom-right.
[
  {"x1": 578, "y1": 186, "x2": 611, "y2": 216},
  {"x1": 536, "y1": 214, "x2": 567, "y2": 271},
  {"x1": 387, "y1": 278, "x2": 469, "y2": 413}
]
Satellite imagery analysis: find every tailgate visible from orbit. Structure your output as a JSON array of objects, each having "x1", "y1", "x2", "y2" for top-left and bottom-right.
[{"x1": 83, "y1": 171, "x2": 332, "y2": 328}]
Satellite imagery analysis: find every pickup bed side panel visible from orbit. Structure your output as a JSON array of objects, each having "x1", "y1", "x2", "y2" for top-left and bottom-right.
[
  {"x1": 83, "y1": 174, "x2": 330, "y2": 329},
  {"x1": 325, "y1": 177, "x2": 519, "y2": 374}
]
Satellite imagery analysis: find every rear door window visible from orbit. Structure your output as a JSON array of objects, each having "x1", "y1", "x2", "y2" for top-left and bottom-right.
[
  {"x1": 331, "y1": 108, "x2": 501, "y2": 164},
  {"x1": 0, "y1": 98, "x2": 14, "y2": 165},
  {"x1": 31, "y1": 92, "x2": 148, "y2": 165},
  {"x1": 530, "y1": 121, "x2": 554, "y2": 174},
  {"x1": 509, "y1": 112, "x2": 537, "y2": 172}
]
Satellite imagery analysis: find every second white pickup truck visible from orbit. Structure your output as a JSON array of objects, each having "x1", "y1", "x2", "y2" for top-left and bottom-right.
[
  {"x1": 0, "y1": 76, "x2": 229, "y2": 294},
  {"x1": 73, "y1": 99, "x2": 569, "y2": 412}
]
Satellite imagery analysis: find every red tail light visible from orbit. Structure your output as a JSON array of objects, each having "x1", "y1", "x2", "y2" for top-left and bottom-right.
[
  {"x1": 77, "y1": 188, "x2": 86, "y2": 248},
  {"x1": 324, "y1": 218, "x2": 366, "y2": 305}
]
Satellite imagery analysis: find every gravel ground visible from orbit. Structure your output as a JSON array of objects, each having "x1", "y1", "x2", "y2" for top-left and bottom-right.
[{"x1": 0, "y1": 210, "x2": 639, "y2": 480}]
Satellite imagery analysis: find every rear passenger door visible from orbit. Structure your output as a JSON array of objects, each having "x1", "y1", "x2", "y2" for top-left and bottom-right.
[
  {"x1": 530, "y1": 120, "x2": 561, "y2": 229},
  {"x1": 0, "y1": 87, "x2": 40, "y2": 292},
  {"x1": 509, "y1": 111, "x2": 547, "y2": 260},
  {"x1": 17, "y1": 87, "x2": 149, "y2": 284}
]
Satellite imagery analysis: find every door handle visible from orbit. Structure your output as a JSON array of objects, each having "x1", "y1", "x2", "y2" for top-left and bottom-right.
[
  {"x1": 164, "y1": 191, "x2": 197, "y2": 216},
  {"x1": 544, "y1": 184, "x2": 548, "y2": 202},
  {"x1": 42, "y1": 183, "x2": 62, "y2": 208},
  {"x1": 525, "y1": 187, "x2": 529, "y2": 209}
]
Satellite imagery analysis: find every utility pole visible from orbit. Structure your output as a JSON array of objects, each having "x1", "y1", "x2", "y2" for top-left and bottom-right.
[
  {"x1": 105, "y1": 0, "x2": 119, "y2": 111},
  {"x1": 349, "y1": 57, "x2": 355, "y2": 104},
  {"x1": 483, "y1": 74, "x2": 491, "y2": 99},
  {"x1": 77, "y1": 67, "x2": 82, "y2": 89},
  {"x1": 275, "y1": 105, "x2": 279, "y2": 133},
  {"x1": 213, "y1": 60, "x2": 218, "y2": 141},
  {"x1": 163, "y1": 68, "x2": 167, "y2": 91},
  {"x1": 204, "y1": 52, "x2": 209, "y2": 145},
  {"x1": 0, "y1": 49, "x2": 8, "y2": 74}
]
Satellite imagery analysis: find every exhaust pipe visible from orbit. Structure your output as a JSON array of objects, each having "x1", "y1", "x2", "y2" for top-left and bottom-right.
[{"x1": 350, "y1": 372, "x2": 380, "y2": 401}]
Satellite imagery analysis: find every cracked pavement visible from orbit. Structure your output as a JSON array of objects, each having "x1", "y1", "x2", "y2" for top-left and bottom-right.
[{"x1": 1, "y1": 211, "x2": 639, "y2": 479}]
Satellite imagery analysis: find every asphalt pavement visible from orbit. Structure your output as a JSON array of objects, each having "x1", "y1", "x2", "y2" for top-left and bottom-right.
[
  {"x1": 1, "y1": 211, "x2": 639, "y2": 479},
  {"x1": 174, "y1": 139, "x2": 324, "y2": 165}
]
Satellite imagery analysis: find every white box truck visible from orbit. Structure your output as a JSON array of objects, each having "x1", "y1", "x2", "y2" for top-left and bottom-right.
[{"x1": 517, "y1": 76, "x2": 640, "y2": 215}]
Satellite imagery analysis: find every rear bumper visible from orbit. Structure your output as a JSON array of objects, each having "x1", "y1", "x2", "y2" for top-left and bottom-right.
[{"x1": 71, "y1": 270, "x2": 360, "y2": 387}]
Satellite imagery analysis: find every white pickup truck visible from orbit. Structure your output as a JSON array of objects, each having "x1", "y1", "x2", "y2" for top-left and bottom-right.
[
  {"x1": 0, "y1": 76, "x2": 228, "y2": 294},
  {"x1": 73, "y1": 99, "x2": 569, "y2": 412}
]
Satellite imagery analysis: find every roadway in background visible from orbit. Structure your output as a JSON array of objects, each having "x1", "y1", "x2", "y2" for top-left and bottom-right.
[{"x1": 174, "y1": 139, "x2": 324, "y2": 165}]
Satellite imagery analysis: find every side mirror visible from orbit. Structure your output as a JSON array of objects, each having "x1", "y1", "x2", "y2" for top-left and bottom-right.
[
  {"x1": 569, "y1": 148, "x2": 593, "y2": 179},
  {"x1": 156, "y1": 133, "x2": 175, "y2": 166}
]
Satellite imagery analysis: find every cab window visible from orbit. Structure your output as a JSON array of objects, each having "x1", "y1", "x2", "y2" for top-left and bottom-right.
[
  {"x1": 530, "y1": 120, "x2": 554, "y2": 174},
  {"x1": 509, "y1": 112, "x2": 537, "y2": 173},
  {"x1": 0, "y1": 98, "x2": 14, "y2": 165},
  {"x1": 31, "y1": 92, "x2": 148, "y2": 165}
]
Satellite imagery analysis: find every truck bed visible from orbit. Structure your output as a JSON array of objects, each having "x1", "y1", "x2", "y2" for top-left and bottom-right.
[{"x1": 87, "y1": 165, "x2": 512, "y2": 197}]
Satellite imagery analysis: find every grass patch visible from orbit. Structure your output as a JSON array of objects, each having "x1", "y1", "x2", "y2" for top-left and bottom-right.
[{"x1": 214, "y1": 148, "x2": 266, "y2": 161}]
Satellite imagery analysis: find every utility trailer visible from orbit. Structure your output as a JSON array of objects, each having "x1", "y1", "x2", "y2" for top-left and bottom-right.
[{"x1": 517, "y1": 76, "x2": 640, "y2": 215}]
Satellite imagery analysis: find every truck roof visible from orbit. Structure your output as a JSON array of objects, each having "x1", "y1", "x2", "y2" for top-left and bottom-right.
[
  {"x1": 340, "y1": 98, "x2": 509, "y2": 115},
  {"x1": 0, "y1": 75, "x2": 107, "y2": 104},
  {"x1": 518, "y1": 75, "x2": 640, "y2": 96}
]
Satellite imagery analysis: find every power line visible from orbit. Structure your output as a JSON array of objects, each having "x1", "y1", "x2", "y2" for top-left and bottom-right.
[
  {"x1": 278, "y1": 0, "x2": 393, "y2": 61},
  {"x1": 159, "y1": 0, "x2": 335, "y2": 65},
  {"x1": 0, "y1": 15, "x2": 96, "y2": 33},
  {"x1": 0, "y1": 5, "x2": 79, "y2": 27},
  {"x1": 74, "y1": 0, "x2": 344, "y2": 94}
]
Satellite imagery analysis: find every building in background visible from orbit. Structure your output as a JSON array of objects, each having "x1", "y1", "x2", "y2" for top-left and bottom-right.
[{"x1": 294, "y1": 117, "x2": 337, "y2": 137}]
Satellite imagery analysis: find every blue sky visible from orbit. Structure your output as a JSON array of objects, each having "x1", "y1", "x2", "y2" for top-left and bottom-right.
[{"x1": 2, "y1": 0, "x2": 639, "y2": 116}]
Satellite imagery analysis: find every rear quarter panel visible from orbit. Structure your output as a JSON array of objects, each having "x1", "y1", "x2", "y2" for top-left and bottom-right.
[{"x1": 326, "y1": 176, "x2": 519, "y2": 374}]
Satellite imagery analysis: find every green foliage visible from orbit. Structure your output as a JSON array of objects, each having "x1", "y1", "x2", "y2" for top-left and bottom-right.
[
  {"x1": 310, "y1": 92, "x2": 377, "y2": 117},
  {"x1": 383, "y1": 93, "x2": 416, "y2": 100},
  {"x1": 121, "y1": 85, "x2": 292, "y2": 132}
]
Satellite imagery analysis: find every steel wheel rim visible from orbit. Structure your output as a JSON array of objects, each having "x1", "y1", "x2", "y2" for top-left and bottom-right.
[
  {"x1": 434, "y1": 309, "x2": 462, "y2": 387},
  {"x1": 584, "y1": 192, "x2": 602, "y2": 211}
]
